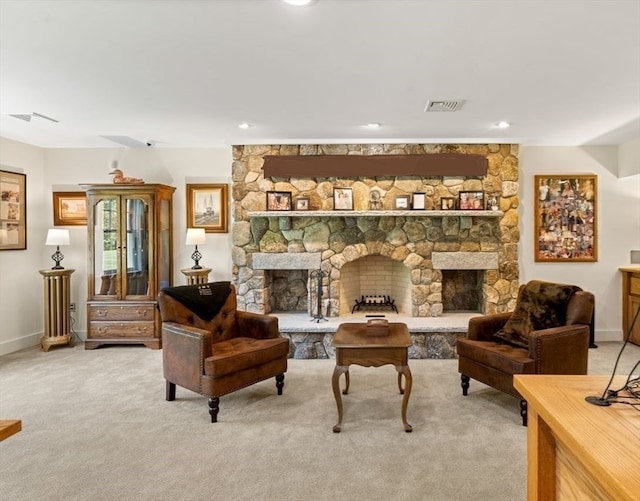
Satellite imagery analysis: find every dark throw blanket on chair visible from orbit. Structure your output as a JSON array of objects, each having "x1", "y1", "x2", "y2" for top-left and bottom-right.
[
  {"x1": 492, "y1": 280, "x2": 582, "y2": 348},
  {"x1": 161, "y1": 281, "x2": 232, "y2": 321}
]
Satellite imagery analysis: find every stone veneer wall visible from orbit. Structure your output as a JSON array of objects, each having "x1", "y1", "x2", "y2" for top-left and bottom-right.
[{"x1": 231, "y1": 144, "x2": 520, "y2": 318}]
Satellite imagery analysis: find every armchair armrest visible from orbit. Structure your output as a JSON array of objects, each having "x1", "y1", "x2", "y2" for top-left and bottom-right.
[
  {"x1": 236, "y1": 311, "x2": 280, "y2": 340},
  {"x1": 467, "y1": 312, "x2": 512, "y2": 341},
  {"x1": 162, "y1": 322, "x2": 213, "y2": 394},
  {"x1": 528, "y1": 324, "x2": 590, "y2": 375}
]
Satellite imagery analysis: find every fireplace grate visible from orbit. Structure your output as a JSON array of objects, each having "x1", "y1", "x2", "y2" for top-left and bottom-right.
[{"x1": 352, "y1": 295, "x2": 398, "y2": 314}]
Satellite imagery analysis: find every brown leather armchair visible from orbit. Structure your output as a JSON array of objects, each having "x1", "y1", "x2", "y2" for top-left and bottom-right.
[
  {"x1": 157, "y1": 282, "x2": 289, "y2": 423},
  {"x1": 457, "y1": 280, "x2": 594, "y2": 426}
]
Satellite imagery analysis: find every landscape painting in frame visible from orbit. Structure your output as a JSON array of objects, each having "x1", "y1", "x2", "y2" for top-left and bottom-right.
[
  {"x1": 535, "y1": 174, "x2": 597, "y2": 262},
  {"x1": 186, "y1": 184, "x2": 228, "y2": 233},
  {"x1": 53, "y1": 191, "x2": 87, "y2": 226},
  {"x1": 0, "y1": 169, "x2": 26, "y2": 250}
]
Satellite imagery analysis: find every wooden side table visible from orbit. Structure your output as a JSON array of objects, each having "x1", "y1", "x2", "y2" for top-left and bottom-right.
[
  {"x1": 331, "y1": 322, "x2": 413, "y2": 433},
  {"x1": 39, "y1": 268, "x2": 74, "y2": 351},
  {"x1": 180, "y1": 267, "x2": 212, "y2": 285}
]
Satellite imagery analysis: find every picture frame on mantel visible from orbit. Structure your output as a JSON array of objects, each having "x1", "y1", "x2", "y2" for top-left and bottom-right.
[
  {"x1": 53, "y1": 191, "x2": 87, "y2": 226},
  {"x1": 266, "y1": 191, "x2": 292, "y2": 211},
  {"x1": 412, "y1": 192, "x2": 426, "y2": 210},
  {"x1": 186, "y1": 183, "x2": 229, "y2": 233},
  {"x1": 459, "y1": 191, "x2": 484, "y2": 210},
  {"x1": 0, "y1": 169, "x2": 26, "y2": 250},
  {"x1": 535, "y1": 174, "x2": 597, "y2": 262},
  {"x1": 394, "y1": 195, "x2": 411, "y2": 210},
  {"x1": 333, "y1": 187, "x2": 353, "y2": 210}
]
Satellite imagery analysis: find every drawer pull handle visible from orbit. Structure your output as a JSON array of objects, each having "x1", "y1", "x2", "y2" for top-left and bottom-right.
[
  {"x1": 98, "y1": 326, "x2": 109, "y2": 334},
  {"x1": 136, "y1": 309, "x2": 148, "y2": 317},
  {"x1": 97, "y1": 310, "x2": 108, "y2": 317},
  {"x1": 136, "y1": 326, "x2": 149, "y2": 333}
]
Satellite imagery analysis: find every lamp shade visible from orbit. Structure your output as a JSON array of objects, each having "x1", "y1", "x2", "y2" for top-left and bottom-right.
[
  {"x1": 46, "y1": 229, "x2": 70, "y2": 246},
  {"x1": 185, "y1": 228, "x2": 206, "y2": 245}
]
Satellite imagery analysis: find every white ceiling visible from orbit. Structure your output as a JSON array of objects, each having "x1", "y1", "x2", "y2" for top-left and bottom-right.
[{"x1": 1, "y1": 0, "x2": 639, "y2": 149}]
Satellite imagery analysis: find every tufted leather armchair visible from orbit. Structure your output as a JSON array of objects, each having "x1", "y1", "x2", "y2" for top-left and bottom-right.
[
  {"x1": 457, "y1": 281, "x2": 594, "y2": 426},
  {"x1": 157, "y1": 282, "x2": 289, "y2": 423}
]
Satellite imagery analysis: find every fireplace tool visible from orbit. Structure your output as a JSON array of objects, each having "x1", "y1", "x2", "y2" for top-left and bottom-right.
[{"x1": 310, "y1": 269, "x2": 327, "y2": 323}]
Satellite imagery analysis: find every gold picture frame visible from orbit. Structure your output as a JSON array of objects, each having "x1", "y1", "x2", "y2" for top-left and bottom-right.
[
  {"x1": 0, "y1": 169, "x2": 26, "y2": 250},
  {"x1": 186, "y1": 183, "x2": 228, "y2": 233},
  {"x1": 535, "y1": 174, "x2": 597, "y2": 262},
  {"x1": 53, "y1": 191, "x2": 87, "y2": 226}
]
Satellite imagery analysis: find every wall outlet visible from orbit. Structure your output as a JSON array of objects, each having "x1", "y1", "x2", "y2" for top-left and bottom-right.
[{"x1": 70, "y1": 302, "x2": 76, "y2": 312}]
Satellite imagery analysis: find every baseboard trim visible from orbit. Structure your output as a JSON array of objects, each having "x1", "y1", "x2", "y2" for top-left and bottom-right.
[{"x1": 0, "y1": 332, "x2": 41, "y2": 356}]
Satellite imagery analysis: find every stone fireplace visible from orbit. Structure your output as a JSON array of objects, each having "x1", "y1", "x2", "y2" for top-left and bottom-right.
[{"x1": 230, "y1": 143, "x2": 520, "y2": 357}]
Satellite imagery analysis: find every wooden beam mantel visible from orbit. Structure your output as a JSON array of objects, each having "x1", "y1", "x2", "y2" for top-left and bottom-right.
[{"x1": 262, "y1": 153, "x2": 487, "y2": 178}]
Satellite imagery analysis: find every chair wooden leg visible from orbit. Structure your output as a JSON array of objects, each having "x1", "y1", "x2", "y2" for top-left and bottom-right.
[
  {"x1": 276, "y1": 373, "x2": 285, "y2": 395},
  {"x1": 166, "y1": 381, "x2": 176, "y2": 401},
  {"x1": 520, "y1": 399, "x2": 528, "y2": 427},
  {"x1": 208, "y1": 397, "x2": 220, "y2": 423},
  {"x1": 461, "y1": 374, "x2": 470, "y2": 396}
]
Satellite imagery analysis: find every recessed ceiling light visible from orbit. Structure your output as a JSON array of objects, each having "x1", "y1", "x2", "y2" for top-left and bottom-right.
[
  {"x1": 238, "y1": 123, "x2": 251, "y2": 129},
  {"x1": 366, "y1": 122, "x2": 381, "y2": 129},
  {"x1": 496, "y1": 121, "x2": 510, "y2": 129},
  {"x1": 283, "y1": 0, "x2": 313, "y2": 6}
]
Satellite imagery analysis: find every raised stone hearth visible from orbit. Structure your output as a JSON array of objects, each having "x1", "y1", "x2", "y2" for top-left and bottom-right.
[
  {"x1": 276, "y1": 312, "x2": 479, "y2": 359},
  {"x1": 231, "y1": 143, "x2": 521, "y2": 357}
]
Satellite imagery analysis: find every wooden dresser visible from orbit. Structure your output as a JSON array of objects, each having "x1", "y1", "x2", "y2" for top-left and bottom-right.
[{"x1": 619, "y1": 266, "x2": 640, "y2": 346}]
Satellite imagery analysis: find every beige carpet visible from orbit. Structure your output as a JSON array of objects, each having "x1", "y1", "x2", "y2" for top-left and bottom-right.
[{"x1": 1, "y1": 341, "x2": 638, "y2": 501}]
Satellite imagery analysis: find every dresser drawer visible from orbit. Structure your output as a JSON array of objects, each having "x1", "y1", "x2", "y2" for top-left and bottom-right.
[
  {"x1": 88, "y1": 321, "x2": 156, "y2": 339},
  {"x1": 88, "y1": 303, "x2": 155, "y2": 321},
  {"x1": 630, "y1": 276, "x2": 640, "y2": 296}
]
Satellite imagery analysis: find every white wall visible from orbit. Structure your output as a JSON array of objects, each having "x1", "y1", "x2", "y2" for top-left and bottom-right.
[
  {"x1": 1, "y1": 138, "x2": 638, "y2": 354},
  {"x1": 619, "y1": 138, "x2": 640, "y2": 178},
  {"x1": 519, "y1": 146, "x2": 640, "y2": 341},
  {"x1": 0, "y1": 138, "x2": 47, "y2": 353}
]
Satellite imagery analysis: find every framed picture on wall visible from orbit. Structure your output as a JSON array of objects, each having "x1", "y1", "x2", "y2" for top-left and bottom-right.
[
  {"x1": 53, "y1": 191, "x2": 87, "y2": 226},
  {"x1": 535, "y1": 174, "x2": 597, "y2": 262},
  {"x1": 186, "y1": 183, "x2": 229, "y2": 233},
  {"x1": 0, "y1": 169, "x2": 26, "y2": 250}
]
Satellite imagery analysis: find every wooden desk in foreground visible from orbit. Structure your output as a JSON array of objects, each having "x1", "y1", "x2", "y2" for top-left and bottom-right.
[
  {"x1": 0, "y1": 419, "x2": 22, "y2": 441},
  {"x1": 514, "y1": 375, "x2": 639, "y2": 501}
]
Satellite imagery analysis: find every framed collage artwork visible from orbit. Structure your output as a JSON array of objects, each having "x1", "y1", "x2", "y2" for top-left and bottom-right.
[{"x1": 535, "y1": 174, "x2": 597, "y2": 262}]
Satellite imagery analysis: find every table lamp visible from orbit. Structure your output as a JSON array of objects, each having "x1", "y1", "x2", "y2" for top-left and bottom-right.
[
  {"x1": 185, "y1": 228, "x2": 206, "y2": 269},
  {"x1": 45, "y1": 229, "x2": 70, "y2": 269}
]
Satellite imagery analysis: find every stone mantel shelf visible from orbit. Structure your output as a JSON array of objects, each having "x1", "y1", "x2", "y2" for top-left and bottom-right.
[{"x1": 248, "y1": 210, "x2": 503, "y2": 218}]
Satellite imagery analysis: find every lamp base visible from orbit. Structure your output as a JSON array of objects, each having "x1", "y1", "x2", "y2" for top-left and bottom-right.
[{"x1": 51, "y1": 248, "x2": 65, "y2": 270}]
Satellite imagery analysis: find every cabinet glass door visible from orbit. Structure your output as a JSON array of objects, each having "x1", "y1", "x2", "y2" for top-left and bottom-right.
[
  {"x1": 124, "y1": 196, "x2": 150, "y2": 298},
  {"x1": 93, "y1": 197, "x2": 119, "y2": 297}
]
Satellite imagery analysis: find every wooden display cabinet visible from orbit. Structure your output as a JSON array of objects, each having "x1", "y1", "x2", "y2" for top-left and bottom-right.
[
  {"x1": 81, "y1": 184, "x2": 175, "y2": 349},
  {"x1": 619, "y1": 266, "x2": 640, "y2": 346}
]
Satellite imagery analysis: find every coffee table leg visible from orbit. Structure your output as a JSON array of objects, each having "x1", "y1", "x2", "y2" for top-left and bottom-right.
[
  {"x1": 332, "y1": 365, "x2": 349, "y2": 433},
  {"x1": 396, "y1": 365, "x2": 413, "y2": 432},
  {"x1": 397, "y1": 371, "x2": 404, "y2": 394}
]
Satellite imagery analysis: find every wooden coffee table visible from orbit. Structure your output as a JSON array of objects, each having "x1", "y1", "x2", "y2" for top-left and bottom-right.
[{"x1": 331, "y1": 322, "x2": 413, "y2": 433}]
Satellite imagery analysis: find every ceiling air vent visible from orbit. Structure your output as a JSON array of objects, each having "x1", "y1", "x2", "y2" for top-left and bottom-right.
[
  {"x1": 9, "y1": 112, "x2": 59, "y2": 123},
  {"x1": 424, "y1": 100, "x2": 465, "y2": 112}
]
